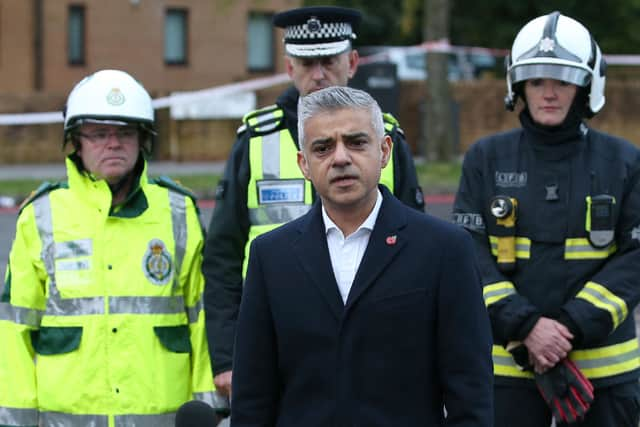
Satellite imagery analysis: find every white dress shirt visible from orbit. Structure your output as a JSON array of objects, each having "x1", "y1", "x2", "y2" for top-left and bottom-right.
[{"x1": 322, "y1": 190, "x2": 383, "y2": 304}]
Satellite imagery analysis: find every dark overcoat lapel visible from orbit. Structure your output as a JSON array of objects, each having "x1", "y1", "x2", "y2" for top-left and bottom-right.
[
  {"x1": 346, "y1": 190, "x2": 408, "y2": 308},
  {"x1": 291, "y1": 201, "x2": 344, "y2": 321},
  {"x1": 290, "y1": 186, "x2": 408, "y2": 318}
]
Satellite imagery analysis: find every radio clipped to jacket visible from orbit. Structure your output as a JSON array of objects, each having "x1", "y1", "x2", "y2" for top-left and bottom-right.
[
  {"x1": 490, "y1": 196, "x2": 518, "y2": 273},
  {"x1": 586, "y1": 195, "x2": 615, "y2": 248}
]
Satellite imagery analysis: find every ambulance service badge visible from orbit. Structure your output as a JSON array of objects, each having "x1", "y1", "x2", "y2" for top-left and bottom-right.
[
  {"x1": 106, "y1": 88, "x2": 126, "y2": 106},
  {"x1": 143, "y1": 239, "x2": 172, "y2": 285}
]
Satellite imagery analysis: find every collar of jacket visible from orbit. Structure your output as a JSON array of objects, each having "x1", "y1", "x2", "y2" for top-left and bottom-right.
[
  {"x1": 276, "y1": 86, "x2": 301, "y2": 147},
  {"x1": 65, "y1": 156, "x2": 149, "y2": 218}
]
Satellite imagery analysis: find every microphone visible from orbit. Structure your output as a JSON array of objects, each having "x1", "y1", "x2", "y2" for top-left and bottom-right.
[{"x1": 175, "y1": 400, "x2": 219, "y2": 427}]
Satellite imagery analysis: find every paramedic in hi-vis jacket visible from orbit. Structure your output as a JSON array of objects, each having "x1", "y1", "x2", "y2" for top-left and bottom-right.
[{"x1": 0, "y1": 69, "x2": 223, "y2": 427}]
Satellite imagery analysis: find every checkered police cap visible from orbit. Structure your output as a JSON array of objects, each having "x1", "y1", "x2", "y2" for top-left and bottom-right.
[{"x1": 273, "y1": 6, "x2": 362, "y2": 57}]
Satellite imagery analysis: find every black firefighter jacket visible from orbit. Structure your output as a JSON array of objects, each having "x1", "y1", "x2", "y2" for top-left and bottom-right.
[{"x1": 454, "y1": 124, "x2": 640, "y2": 388}]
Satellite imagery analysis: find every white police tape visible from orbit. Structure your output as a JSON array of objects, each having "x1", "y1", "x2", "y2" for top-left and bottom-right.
[
  {"x1": 0, "y1": 73, "x2": 292, "y2": 126},
  {"x1": 0, "y1": 40, "x2": 638, "y2": 127}
]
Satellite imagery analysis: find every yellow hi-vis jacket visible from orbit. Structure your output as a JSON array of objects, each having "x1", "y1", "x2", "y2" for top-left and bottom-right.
[{"x1": 0, "y1": 158, "x2": 218, "y2": 427}]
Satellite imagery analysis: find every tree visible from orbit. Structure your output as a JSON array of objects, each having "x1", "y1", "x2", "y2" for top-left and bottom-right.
[{"x1": 423, "y1": 0, "x2": 454, "y2": 161}]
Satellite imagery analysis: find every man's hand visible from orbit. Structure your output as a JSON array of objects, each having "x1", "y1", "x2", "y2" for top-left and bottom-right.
[
  {"x1": 214, "y1": 370, "x2": 233, "y2": 397},
  {"x1": 524, "y1": 317, "x2": 573, "y2": 373}
]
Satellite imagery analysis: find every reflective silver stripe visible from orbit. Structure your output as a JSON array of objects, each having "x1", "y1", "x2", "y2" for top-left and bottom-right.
[
  {"x1": 55, "y1": 239, "x2": 92, "y2": 259},
  {"x1": 114, "y1": 413, "x2": 175, "y2": 427},
  {"x1": 187, "y1": 299, "x2": 203, "y2": 323},
  {"x1": 249, "y1": 204, "x2": 312, "y2": 226},
  {"x1": 55, "y1": 259, "x2": 90, "y2": 271},
  {"x1": 40, "y1": 411, "x2": 108, "y2": 427},
  {"x1": 575, "y1": 347, "x2": 640, "y2": 370},
  {"x1": 33, "y1": 195, "x2": 55, "y2": 285},
  {"x1": 483, "y1": 287, "x2": 515, "y2": 301},
  {"x1": 262, "y1": 131, "x2": 281, "y2": 179},
  {"x1": 33, "y1": 196, "x2": 105, "y2": 317},
  {"x1": 109, "y1": 296, "x2": 185, "y2": 315},
  {"x1": 168, "y1": 191, "x2": 186, "y2": 294},
  {"x1": 46, "y1": 296, "x2": 105, "y2": 316},
  {"x1": 0, "y1": 302, "x2": 43, "y2": 327},
  {"x1": 253, "y1": 111, "x2": 280, "y2": 133},
  {"x1": 493, "y1": 354, "x2": 518, "y2": 366},
  {"x1": 195, "y1": 391, "x2": 230, "y2": 410},
  {"x1": 566, "y1": 243, "x2": 596, "y2": 253},
  {"x1": 0, "y1": 406, "x2": 38, "y2": 425},
  {"x1": 580, "y1": 285, "x2": 626, "y2": 326}
]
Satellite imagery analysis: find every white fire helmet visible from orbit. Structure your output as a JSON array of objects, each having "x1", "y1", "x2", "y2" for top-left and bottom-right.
[
  {"x1": 504, "y1": 11, "x2": 606, "y2": 116},
  {"x1": 64, "y1": 69, "x2": 155, "y2": 140}
]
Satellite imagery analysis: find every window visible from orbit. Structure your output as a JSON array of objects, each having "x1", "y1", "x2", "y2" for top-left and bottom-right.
[
  {"x1": 247, "y1": 12, "x2": 274, "y2": 72},
  {"x1": 165, "y1": 8, "x2": 188, "y2": 65},
  {"x1": 68, "y1": 5, "x2": 85, "y2": 65}
]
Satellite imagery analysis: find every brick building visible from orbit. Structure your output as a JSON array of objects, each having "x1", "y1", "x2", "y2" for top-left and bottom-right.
[
  {"x1": 0, "y1": 0, "x2": 302, "y2": 163},
  {"x1": 0, "y1": 0, "x2": 299, "y2": 95}
]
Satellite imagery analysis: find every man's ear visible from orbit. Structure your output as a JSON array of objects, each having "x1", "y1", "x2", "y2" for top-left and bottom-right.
[
  {"x1": 285, "y1": 56, "x2": 295, "y2": 78},
  {"x1": 297, "y1": 151, "x2": 311, "y2": 180},
  {"x1": 347, "y1": 49, "x2": 359, "y2": 79},
  {"x1": 380, "y1": 135, "x2": 392, "y2": 169}
]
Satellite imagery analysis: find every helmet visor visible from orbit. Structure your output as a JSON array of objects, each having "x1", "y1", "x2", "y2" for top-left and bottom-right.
[{"x1": 510, "y1": 63, "x2": 591, "y2": 87}]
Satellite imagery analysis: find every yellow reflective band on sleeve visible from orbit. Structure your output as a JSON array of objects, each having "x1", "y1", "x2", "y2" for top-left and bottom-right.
[
  {"x1": 565, "y1": 238, "x2": 617, "y2": 260},
  {"x1": 483, "y1": 281, "x2": 516, "y2": 307},
  {"x1": 576, "y1": 281, "x2": 628, "y2": 329},
  {"x1": 571, "y1": 339, "x2": 640, "y2": 379},
  {"x1": 0, "y1": 406, "x2": 39, "y2": 426},
  {"x1": 492, "y1": 345, "x2": 534, "y2": 379},
  {"x1": 489, "y1": 236, "x2": 531, "y2": 259}
]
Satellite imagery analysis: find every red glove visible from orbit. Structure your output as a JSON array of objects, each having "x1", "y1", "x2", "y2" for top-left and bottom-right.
[{"x1": 534, "y1": 358, "x2": 594, "y2": 424}]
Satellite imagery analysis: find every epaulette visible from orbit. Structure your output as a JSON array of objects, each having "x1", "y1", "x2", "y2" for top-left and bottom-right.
[
  {"x1": 153, "y1": 175, "x2": 198, "y2": 205},
  {"x1": 240, "y1": 104, "x2": 285, "y2": 136},
  {"x1": 19, "y1": 181, "x2": 62, "y2": 213},
  {"x1": 382, "y1": 112, "x2": 405, "y2": 136}
]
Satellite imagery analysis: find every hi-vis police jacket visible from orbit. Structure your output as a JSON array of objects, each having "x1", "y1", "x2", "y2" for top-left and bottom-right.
[
  {"x1": 0, "y1": 157, "x2": 219, "y2": 427},
  {"x1": 203, "y1": 86, "x2": 424, "y2": 376},
  {"x1": 453, "y1": 125, "x2": 640, "y2": 388}
]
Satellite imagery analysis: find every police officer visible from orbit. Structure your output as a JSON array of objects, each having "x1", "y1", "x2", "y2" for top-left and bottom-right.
[
  {"x1": 454, "y1": 12, "x2": 640, "y2": 427},
  {"x1": 203, "y1": 6, "x2": 424, "y2": 399},
  {"x1": 0, "y1": 69, "x2": 222, "y2": 426}
]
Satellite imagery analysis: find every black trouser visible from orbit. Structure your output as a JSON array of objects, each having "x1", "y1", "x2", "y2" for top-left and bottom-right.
[{"x1": 494, "y1": 381, "x2": 640, "y2": 427}]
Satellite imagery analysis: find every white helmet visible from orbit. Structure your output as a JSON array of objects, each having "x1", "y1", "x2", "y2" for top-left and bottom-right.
[
  {"x1": 64, "y1": 69, "x2": 155, "y2": 134},
  {"x1": 505, "y1": 11, "x2": 606, "y2": 116}
]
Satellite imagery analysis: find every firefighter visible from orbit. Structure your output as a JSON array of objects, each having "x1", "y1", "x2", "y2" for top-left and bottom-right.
[
  {"x1": 454, "y1": 11, "x2": 640, "y2": 427},
  {"x1": 0, "y1": 69, "x2": 222, "y2": 426},
  {"x1": 202, "y1": 6, "x2": 424, "y2": 400}
]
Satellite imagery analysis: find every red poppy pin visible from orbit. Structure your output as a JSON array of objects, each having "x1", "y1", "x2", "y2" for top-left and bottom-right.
[{"x1": 386, "y1": 235, "x2": 397, "y2": 245}]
